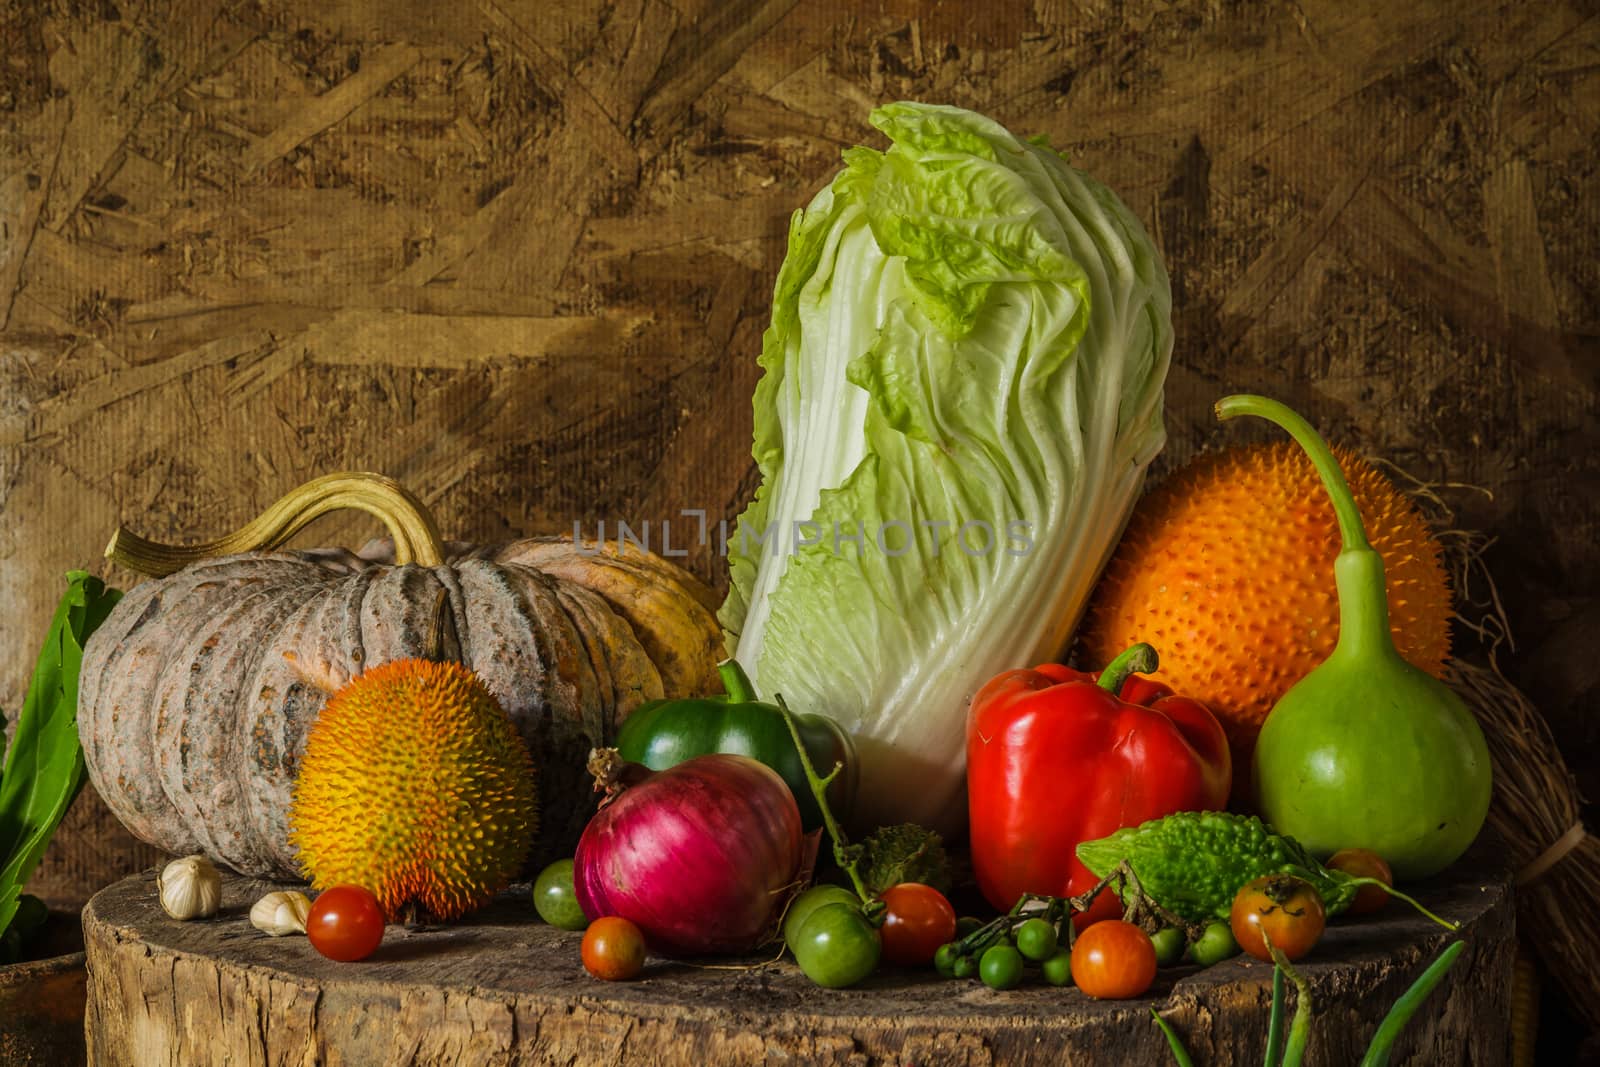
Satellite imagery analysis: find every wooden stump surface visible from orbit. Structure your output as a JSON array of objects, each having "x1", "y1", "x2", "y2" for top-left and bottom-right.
[{"x1": 84, "y1": 865, "x2": 1513, "y2": 1066}]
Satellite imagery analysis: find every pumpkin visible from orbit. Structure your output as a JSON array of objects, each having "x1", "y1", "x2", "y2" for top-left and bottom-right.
[{"x1": 78, "y1": 473, "x2": 724, "y2": 878}]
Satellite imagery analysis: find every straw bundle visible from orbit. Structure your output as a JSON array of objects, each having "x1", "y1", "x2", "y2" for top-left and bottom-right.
[
  {"x1": 1448, "y1": 656, "x2": 1599, "y2": 1029},
  {"x1": 1388, "y1": 463, "x2": 1599, "y2": 1032}
]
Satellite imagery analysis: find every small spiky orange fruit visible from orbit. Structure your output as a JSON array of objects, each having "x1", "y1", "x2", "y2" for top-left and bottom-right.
[
  {"x1": 289, "y1": 658, "x2": 537, "y2": 921},
  {"x1": 1079, "y1": 442, "x2": 1452, "y2": 757}
]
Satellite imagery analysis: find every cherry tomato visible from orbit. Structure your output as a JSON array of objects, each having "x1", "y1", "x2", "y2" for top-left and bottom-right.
[
  {"x1": 1040, "y1": 949, "x2": 1074, "y2": 986},
  {"x1": 979, "y1": 943, "x2": 1024, "y2": 990},
  {"x1": 783, "y1": 885, "x2": 859, "y2": 947},
  {"x1": 1327, "y1": 848, "x2": 1394, "y2": 915},
  {"x1": 878, "y1": 883, "x2": 957, "y2": 967},
  {"x1": 533, "y1": 859, "x2": 588, "y2": 931},
  {"x1": 1070, "y1": 920, "x2": 1157, "y2": 999},
  {"x1": 1149, "y1": 926, "x2": 1185, "y2": 967},
  {"x1": 1015, "y1": 917, "x2": 1059, "y2": 962},
  {"x1": 1187, "y1": 920, "x2": 1240, "y2": 966},
  {"x1": 306, "y1": 885, "x2": 385, "y2": 962},
  {"x1": 582, "y1": 916, "x2": 646, "y2": 980},
  {"x1": 1230, "y1": 875, "x2": 1326, "y2": 962},
  {"x1": 790, "y1": 901, "x2": 881, "y2": 988}
]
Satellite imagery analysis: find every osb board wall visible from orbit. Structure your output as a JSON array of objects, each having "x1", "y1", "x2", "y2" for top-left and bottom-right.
[{"x1": 0, "y1": 0, "x2": 1595, "y2": 907}]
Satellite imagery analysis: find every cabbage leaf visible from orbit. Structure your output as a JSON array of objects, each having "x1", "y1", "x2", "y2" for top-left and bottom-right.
[{"x1": 721, "y1": 103, "x2": 1172, "y2": 834}]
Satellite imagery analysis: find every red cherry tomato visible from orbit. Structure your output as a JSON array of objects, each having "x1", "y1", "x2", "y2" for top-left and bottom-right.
[
  {"x1": 1230, "y1": 875, "x2": 1326, "y2": 962},
  {"x1": 582, "y1": 916, "x2": 646, "y2": 981},
  {"x1": 1327, "y1": 848, "x2": 1393, "y2": 915},
  {"x1": 1069, "y1": 920, "x2": 1157, "y2": 999},
  {"x1": 878, "y1": 883, "x2": 957, "y2": 967},
  {"x1": 306, "y1": 885, "x2": 385, "y2": 962}
]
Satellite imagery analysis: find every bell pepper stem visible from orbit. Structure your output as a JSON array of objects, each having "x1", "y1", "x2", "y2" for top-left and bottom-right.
[
  {"x1": 1098, "y1": 642, "x2": 1159, "y2": 696},
  {"x1": 717, "y1": 659, "x2": 760, "y2": 703},
  {"x1": 775, "y1": 693, "x2": 875, "y2": 909}
]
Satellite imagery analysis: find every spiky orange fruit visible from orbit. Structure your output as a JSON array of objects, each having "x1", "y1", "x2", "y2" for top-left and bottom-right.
[
  {"x1": 289, "y1": 658, "x2": 537, "y2": 921},
  {"x1": 1079, "y1": 441, "x2": 1452, "y2": 758}
]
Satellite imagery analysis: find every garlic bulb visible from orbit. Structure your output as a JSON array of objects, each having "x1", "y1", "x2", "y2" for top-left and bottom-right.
[
  {"x1": 158, "y1": 855, "x2": 221, "y2": 920},
  {"x1": 250, "y1": 891, "x2": 311, "y2": 937}
]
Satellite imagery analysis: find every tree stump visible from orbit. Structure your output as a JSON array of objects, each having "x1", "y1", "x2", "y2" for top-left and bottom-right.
[{"x1": 84, "y1": 864, "x2": 1513, "y2": 1066}]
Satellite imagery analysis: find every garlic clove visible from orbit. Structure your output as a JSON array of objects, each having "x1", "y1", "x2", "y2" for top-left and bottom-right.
[
  {"x1": 250, "y1": 891, "x2": 312, "y2": 937},
  {"x1": 158, "y1": 855, "x2": 222, "y2": 920}
]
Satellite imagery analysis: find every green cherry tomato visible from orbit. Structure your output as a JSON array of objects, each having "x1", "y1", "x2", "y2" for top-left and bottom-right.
[
  {"x1": 953, "y1": 954, "x2": 978, "y2": 979},
  {"x1": 955, "y1": 916, "x2": 984, "y2": 938},
  {"x1": 532, "y1": 859, "x2": 588, "y2": 931},
  {"x1": 1015, "y1": 917, "x2": 1059, "y2": 962},
  {"x1": 791, "y1": 902, "x2": 881, "y2": 989},
  {"x1": 1150, "y1": 926, "x2": 1186, "y2": 967},
  {"x1": 933, "y1": 942, "x2": 962, "y2": 978},
  {"x1": 1041, "y1": 949, "x2": 1074, "y2": 987},
  {"x1": 979, "y1": 943, "x2": 1025, "y2": 991},
  {"x1": 1187, "y1": 920, "x2": 1240, "y2": 966},
  {"x1": 783, "y1": 885, "x2": 861, "y2": 948}
]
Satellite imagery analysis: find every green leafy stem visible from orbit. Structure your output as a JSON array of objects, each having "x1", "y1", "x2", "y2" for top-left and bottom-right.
[{"x1": 0, "y1": 571, "x2": 121, "y2": 960}]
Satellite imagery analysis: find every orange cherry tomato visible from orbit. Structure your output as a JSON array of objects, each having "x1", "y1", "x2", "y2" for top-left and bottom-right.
[
  {"x1": 1069, "y1": 920, "x2": 1157, "y2": 999},
  {"x1": 582, "y1": 916, "x2": 647, "y2": 981},
  {"x1": 1327, "y1": 848, "x2": 1393, "y2": 915},
  {"x1": 1230, "y1": 875, "x2": 1326, "y2": 962}
]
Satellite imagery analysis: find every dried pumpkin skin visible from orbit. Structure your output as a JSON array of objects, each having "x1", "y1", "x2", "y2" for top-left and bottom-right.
[{"x1": 77, "y1": 473, "x2": 723, "y2": 879}]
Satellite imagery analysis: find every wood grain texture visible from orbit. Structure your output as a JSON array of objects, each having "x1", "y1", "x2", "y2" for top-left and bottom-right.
[
  {"x1": 0, "y1": 0, "x2": 1592, "y2": 961},
  {"x1": 83, "y1": 863, "x2": 1513, "y2": 1066}
]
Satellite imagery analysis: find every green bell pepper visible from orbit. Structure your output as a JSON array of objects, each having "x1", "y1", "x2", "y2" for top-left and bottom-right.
[{"x1": 614, "y1": 660, "x2": 857, "y2": 832}]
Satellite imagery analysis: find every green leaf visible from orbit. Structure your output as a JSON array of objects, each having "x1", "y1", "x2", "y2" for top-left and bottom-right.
[
  {"x1": 0, "y1": 570, "x2": 122, "y2": 939},
  {"x1": 720, "y1": 102, "x2": 1172, "y2": 832}
]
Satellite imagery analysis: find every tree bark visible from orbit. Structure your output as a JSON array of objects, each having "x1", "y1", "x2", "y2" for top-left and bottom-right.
[{"x1": 84, "y1": 862, "x2": 1512, "y2": 1066}]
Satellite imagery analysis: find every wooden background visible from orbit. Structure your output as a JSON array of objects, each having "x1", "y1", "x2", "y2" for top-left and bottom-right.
[{"x1": 1, "y1": 0, "x2": 1595, "y2": 1024}]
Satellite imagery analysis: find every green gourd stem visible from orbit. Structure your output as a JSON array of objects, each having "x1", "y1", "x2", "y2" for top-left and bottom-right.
[
  {"x1": 1358, "y1": 940, "x2": 1467, "y2": 1067},
  {"x1": 776, "y1": 693, "x2": 873, "y2": 907},
  {"x1": 1266, "y1": 941, "x2": 1313, "y2": 1067},
  {"x1": 1151, "y1": 1009, "x2": 1197, "y2": 1067},
  {"x1": 1215, "y1": 394, "x2": 1395, "y2": 660},
  {"x1": 1098, "y1": 642, "x2": 1159, "y2": 696},
  {"x1": 1264, "y1": 966, "x2": 1286, "y2": 1067},
  {"x1": 1214, "y1": 395, "x2": 1370, "y2": 551},
  {"x1": 105, "y1": 472, "x2": 446, "y2": 577},
  {"x1": 718, "y1": 659, "x2": 760, "y2": 703},
  {"x1": 1343, "y1": 876, "x2": 1459, "y2": 930}
]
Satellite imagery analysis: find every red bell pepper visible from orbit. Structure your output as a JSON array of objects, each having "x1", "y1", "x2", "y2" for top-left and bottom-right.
[{"x1": 966, "y1": 642, "x2": 1231, "y2": 915}]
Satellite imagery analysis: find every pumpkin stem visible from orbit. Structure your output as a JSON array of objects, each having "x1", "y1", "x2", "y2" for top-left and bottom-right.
[{"x1": 105, "y1": 472, "x2": 447, "y2": 577}]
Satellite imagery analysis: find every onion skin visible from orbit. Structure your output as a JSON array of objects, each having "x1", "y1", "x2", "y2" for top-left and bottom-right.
[{"x1": 573, "y1": 753, "x2": 804, "y2": 956}]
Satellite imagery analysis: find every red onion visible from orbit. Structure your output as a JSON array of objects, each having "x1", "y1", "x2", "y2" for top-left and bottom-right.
[{"x1": 573, "y1": 750, "x2": 804, "y2": 957}]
